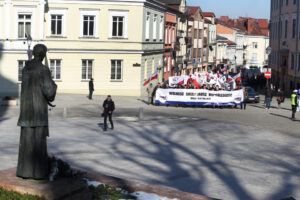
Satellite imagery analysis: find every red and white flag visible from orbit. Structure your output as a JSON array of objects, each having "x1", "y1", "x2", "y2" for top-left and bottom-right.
[
  {"x1": 228, "y1": 75, "x2": 234, "y2": 82},
  {"x1": 143, "y1": 71, "x2": 158, "y2": 86},
  {"x1": 175, "y1": 76, "x2": 185, "y2": 85},
  {"x1": 234, "y1": 73, "x2": 242, "y2": 82}
]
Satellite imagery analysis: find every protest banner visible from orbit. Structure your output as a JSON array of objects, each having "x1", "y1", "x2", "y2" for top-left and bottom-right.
[{"x1": 155, "y1": 88, "x2": 244, "y2": 106}]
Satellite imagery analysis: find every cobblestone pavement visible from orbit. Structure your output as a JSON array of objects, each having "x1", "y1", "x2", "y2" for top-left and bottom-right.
[{"x1": 0, "y1": 94, "x2": 300, "y2": 200}]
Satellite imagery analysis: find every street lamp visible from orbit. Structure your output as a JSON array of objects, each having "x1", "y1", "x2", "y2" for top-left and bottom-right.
[
  {"x1": 265, "y1": 46, "x2": 272, "y2": 87},
  {"x1": 25, "y1": 33, "x2": 32, "y2": 60}
]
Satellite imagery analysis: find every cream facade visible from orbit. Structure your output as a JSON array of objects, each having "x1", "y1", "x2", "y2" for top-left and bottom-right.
[
  {"x1": 0, "y1": 0, "x2": 165, "y2": 97},
  {"x1": 244, "y1": 35, "x2": 269, "y2": 70}
]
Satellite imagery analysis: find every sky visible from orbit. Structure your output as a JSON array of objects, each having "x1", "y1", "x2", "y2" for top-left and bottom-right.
[{"x1": 187, "y1": 0, "x2": 271, "y2": 19}]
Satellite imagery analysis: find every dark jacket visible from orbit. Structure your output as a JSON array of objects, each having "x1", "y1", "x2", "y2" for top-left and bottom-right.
[
  {"x1": 89, "y1": 80, "x2": 94, "y2": 91},
  {"x1": 103, "y1": 99, "x2": 115, "y2": 113},
  {"x1": 276, "y1": 91, "x2": 284, "y2": 101},
  {"x1": 152, "y1": 86, "x2": 158, "y2": 97},
  {"x1": 265, "y1": 88, "x2": 273, "y2": 98},
  {"x1": 18, "y1": 60, "x2": 57, "y2": 127}
]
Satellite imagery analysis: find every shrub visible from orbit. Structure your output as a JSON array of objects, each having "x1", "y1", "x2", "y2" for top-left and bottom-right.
[
  {"x1": 89, "y1": 184, "x2": 137, "y2": 200},
  {"x1": 0, "y1": 187, "x2": 45, "y2": 200}
]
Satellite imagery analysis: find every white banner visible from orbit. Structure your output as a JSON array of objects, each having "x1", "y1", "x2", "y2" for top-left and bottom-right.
[{"x1": 155, "y1": 88, "x2": 244, "y2": 106}]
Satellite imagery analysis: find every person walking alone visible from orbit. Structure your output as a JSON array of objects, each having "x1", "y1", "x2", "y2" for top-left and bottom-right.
[
  {"x1": 276, "y1": 88, "x2": 283, "y2": 109},
  {"x1": 102, "y1": 95, "x2": 115, "y2": 131},
  {"x1": 291, "y1": 90, "x2": 299, "y2": 121},
  {"x1": 89, "y1": 78, "x2": 94, "y2": 100},
  {"x1": 265, "y1": 86, "x2": 273, "y2": 109}
]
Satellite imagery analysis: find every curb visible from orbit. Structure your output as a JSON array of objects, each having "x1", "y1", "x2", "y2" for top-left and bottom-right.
[{"x1": 84, "y1": 170, "x2": 220, "y2": 200}]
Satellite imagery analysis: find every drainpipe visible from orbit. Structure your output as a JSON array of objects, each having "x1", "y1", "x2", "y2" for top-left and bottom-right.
[
  {"x1": 278, "y1": 0, "x2": 282, "y2": 91},
  {"x1": 294, "y1": 0, "x2": 299, "y2": 89}
]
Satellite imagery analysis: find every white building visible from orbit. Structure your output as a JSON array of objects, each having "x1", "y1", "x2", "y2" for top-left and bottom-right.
[
  {"x1": 215, "y1": 35, "x2": 228, "y2": 66},
  {"x1": 244, "y1": 35, "x2": 269, "y2": 71},
  {"x1": 217, "y1": 23, "x2": 246, "y2": 71},
  {"x1": 203, "y1": 12, "x2": 217, "y2": 70}
]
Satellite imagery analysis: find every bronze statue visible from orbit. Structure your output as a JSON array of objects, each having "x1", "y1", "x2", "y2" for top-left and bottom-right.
[{"x1": 17, "y1": 44, "x2": 57, "y2": 180}]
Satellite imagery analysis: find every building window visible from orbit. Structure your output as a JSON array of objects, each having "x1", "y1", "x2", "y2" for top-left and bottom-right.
[
  {"x1": 163, "y1": 57, "x2": 166, "y2": 72},
  {"x1": 80, "y1": 10, "x2": 99, "y2": 38},
  {"x1": 83, "y1": 16, "x2": 95, "y2": 36},
  {"x1": 286, "y1": 0, "x2": 289, "y2": 5},
  {"x1": 168, "y1": 27, "x2": 171, "y2": 44},
  {"x1": 168, "y1": 56, "x2": 171, "y2": 72},
  {"x1": 294, "y1": 0, "x2": 297, "y2": 4},
  {"x1": 48, "y1": 9, "x2": 67, "y2": 37},
  {"x1": 165, "y1": 27, "x2": 168, "y2": 44},
  {"x1": 291, "y1": 53, "x2": 295, "y2": 69},
  {"x1": 145, "y1": 12, "x2": 150, "y2": 40},
  {"x1": 172, "y1": 28, "x2": 175, "y2": 48},
  {"x1": 111, "y1": 60, "x2": 122, "y2": 81},
  {"x1": 18, "y1": 60, "x2": 26, "y2": 82},
  {"x1": 112, "y1": 16, "x2": 124, "y2": 37},
  {"x1": 18, "y1": 14, "x2": 31, "y2": 38},
  {"x1": 292, "y1": 18, "x2": 296, "y2": 38},
  {"x1": 253, "y1": 42, "x2": 258, "y2": 48},
  {"x1": 109, "y1": 11, "x2": 127, "y2": 38},
  {"x1": 82, "y1": 60, "x2": 93, "y2": 80},
  {"x1": 153, "y1": 14, "x2": 157, "y2": 40},
  {"x1": 159, "y1": 16, "x2": 164, "y2": 41},
  {"x1": 285, "y1": 20, "x2": 288, "y2": 38},
  {"x1": 51, "y1": 15, "x2": 62, "y2": 36},
  {"x1": 50, "y1": 60, "x2": 61, "y2": 80}
]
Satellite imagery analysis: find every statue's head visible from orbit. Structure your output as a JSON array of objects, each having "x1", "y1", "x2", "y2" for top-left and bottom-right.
[{"x1": 33, "y1": 44, "x2": 47, "y2": 61}]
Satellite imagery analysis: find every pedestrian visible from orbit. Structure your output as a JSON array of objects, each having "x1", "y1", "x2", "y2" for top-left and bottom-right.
[
  {"x1": 102, "y1": 95, "x2": 115, "y2": 131},
  {"x1": 147, "y1": 83, "x2": 154, "y2": 105},
  {"x1": 276, "y1": 88, "x2": 283, "y2": 109},
  {"x1": 89, "y1": 78, "x2": 94, "y2": 100},
  {"x1": 298, "y1": 89, "x2": 300, "y2": 112},
  {"x1": 265, "y1": 86, "x2": 273, "y2": 109},
  {"x1": 241, "y1": 86, "x2": 248, "y2": 110},
  {"x1": 152, "y1": 82, "x2": 160, "y2": 105},
  {"x1": 291, "y1": 90, "x2": 299, "y2": 121}
]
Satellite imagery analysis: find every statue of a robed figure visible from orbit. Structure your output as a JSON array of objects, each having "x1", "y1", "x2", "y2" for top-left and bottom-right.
[{"x1": 17, "y1": 44, "x2": 57, "y2": 180}]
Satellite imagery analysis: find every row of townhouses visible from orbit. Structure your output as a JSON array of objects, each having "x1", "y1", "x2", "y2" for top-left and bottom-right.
[
  {"x1": 270, "y1": 0, "x2": 300, "y2": 93},
  {"x1": 0, "y1": 0, "x2": 270, "y2": 97}
]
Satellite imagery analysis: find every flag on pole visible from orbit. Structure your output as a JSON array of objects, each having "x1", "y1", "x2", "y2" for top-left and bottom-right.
[{"x1": 143, "y1": 71, "x2": 158, "y2": 86}]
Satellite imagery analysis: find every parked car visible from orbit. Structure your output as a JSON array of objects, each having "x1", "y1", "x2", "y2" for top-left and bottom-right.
[{"x1": 246, "y1": 87, "x2": 260, "y2": 103}]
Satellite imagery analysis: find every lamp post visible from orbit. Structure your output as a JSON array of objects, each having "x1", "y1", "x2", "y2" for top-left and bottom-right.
[
  {"x1": 266, "y1": 46, "x2": 272, "y2": 87},
  {"x1": 25, "y1": 33, "x2": 32, "y2": 60}
]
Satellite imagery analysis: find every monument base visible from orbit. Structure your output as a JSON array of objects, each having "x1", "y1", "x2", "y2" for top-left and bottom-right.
[{"x1": 0, "y1": 168, "x2": 91, "y2": 200}]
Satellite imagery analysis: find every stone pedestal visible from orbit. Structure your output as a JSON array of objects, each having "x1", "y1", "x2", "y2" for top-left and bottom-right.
[{"x1": 0, "y1": 168, "x2": 91, "y2": 200}]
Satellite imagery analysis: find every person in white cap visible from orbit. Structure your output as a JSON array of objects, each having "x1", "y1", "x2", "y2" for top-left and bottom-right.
[{"x1": 291, "y1": 90, "x2": 299, "y2": 121}]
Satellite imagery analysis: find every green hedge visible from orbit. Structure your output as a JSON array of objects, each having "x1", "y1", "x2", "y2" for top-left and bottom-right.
[{"x1": 0, "y1": 187, "x2": 45, "y2": 200}]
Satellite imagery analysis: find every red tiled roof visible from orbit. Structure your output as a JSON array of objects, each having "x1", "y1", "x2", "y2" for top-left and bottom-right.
[
  {"x1": 227, "y1": 40, "x2": 236, "y2": 45},
  {"x1": 187, "y1": 6, "x2": 200, "y2": 16},
  {"x1": 204, "y1": 18, "x2": 211, "y2": 23},
  {"x1": 203, "y1": 12, "x2": 215, "y2": 17},
  {"x1": 218, "y1": 16, "x2": 269, "y2": 36}
]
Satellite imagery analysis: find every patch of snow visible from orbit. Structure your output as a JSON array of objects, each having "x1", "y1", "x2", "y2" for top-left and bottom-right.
[
  {"x1": 83, "y1": 179, "x2": 177, "y2": 200},
  {"x1": 131, "y1": 191, "x2": 177, "y2": 200},
  {"x1": 82, "y1": 178, "x2": 104, "y2": 187}
]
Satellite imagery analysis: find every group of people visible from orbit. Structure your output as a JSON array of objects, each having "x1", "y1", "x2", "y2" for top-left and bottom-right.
[
  {"x1": 146, "y1": 81, "x2": 247, "y2": 110},
  {"x1": 265, "y1": 86, "x2": 300, "y2": 121}
]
